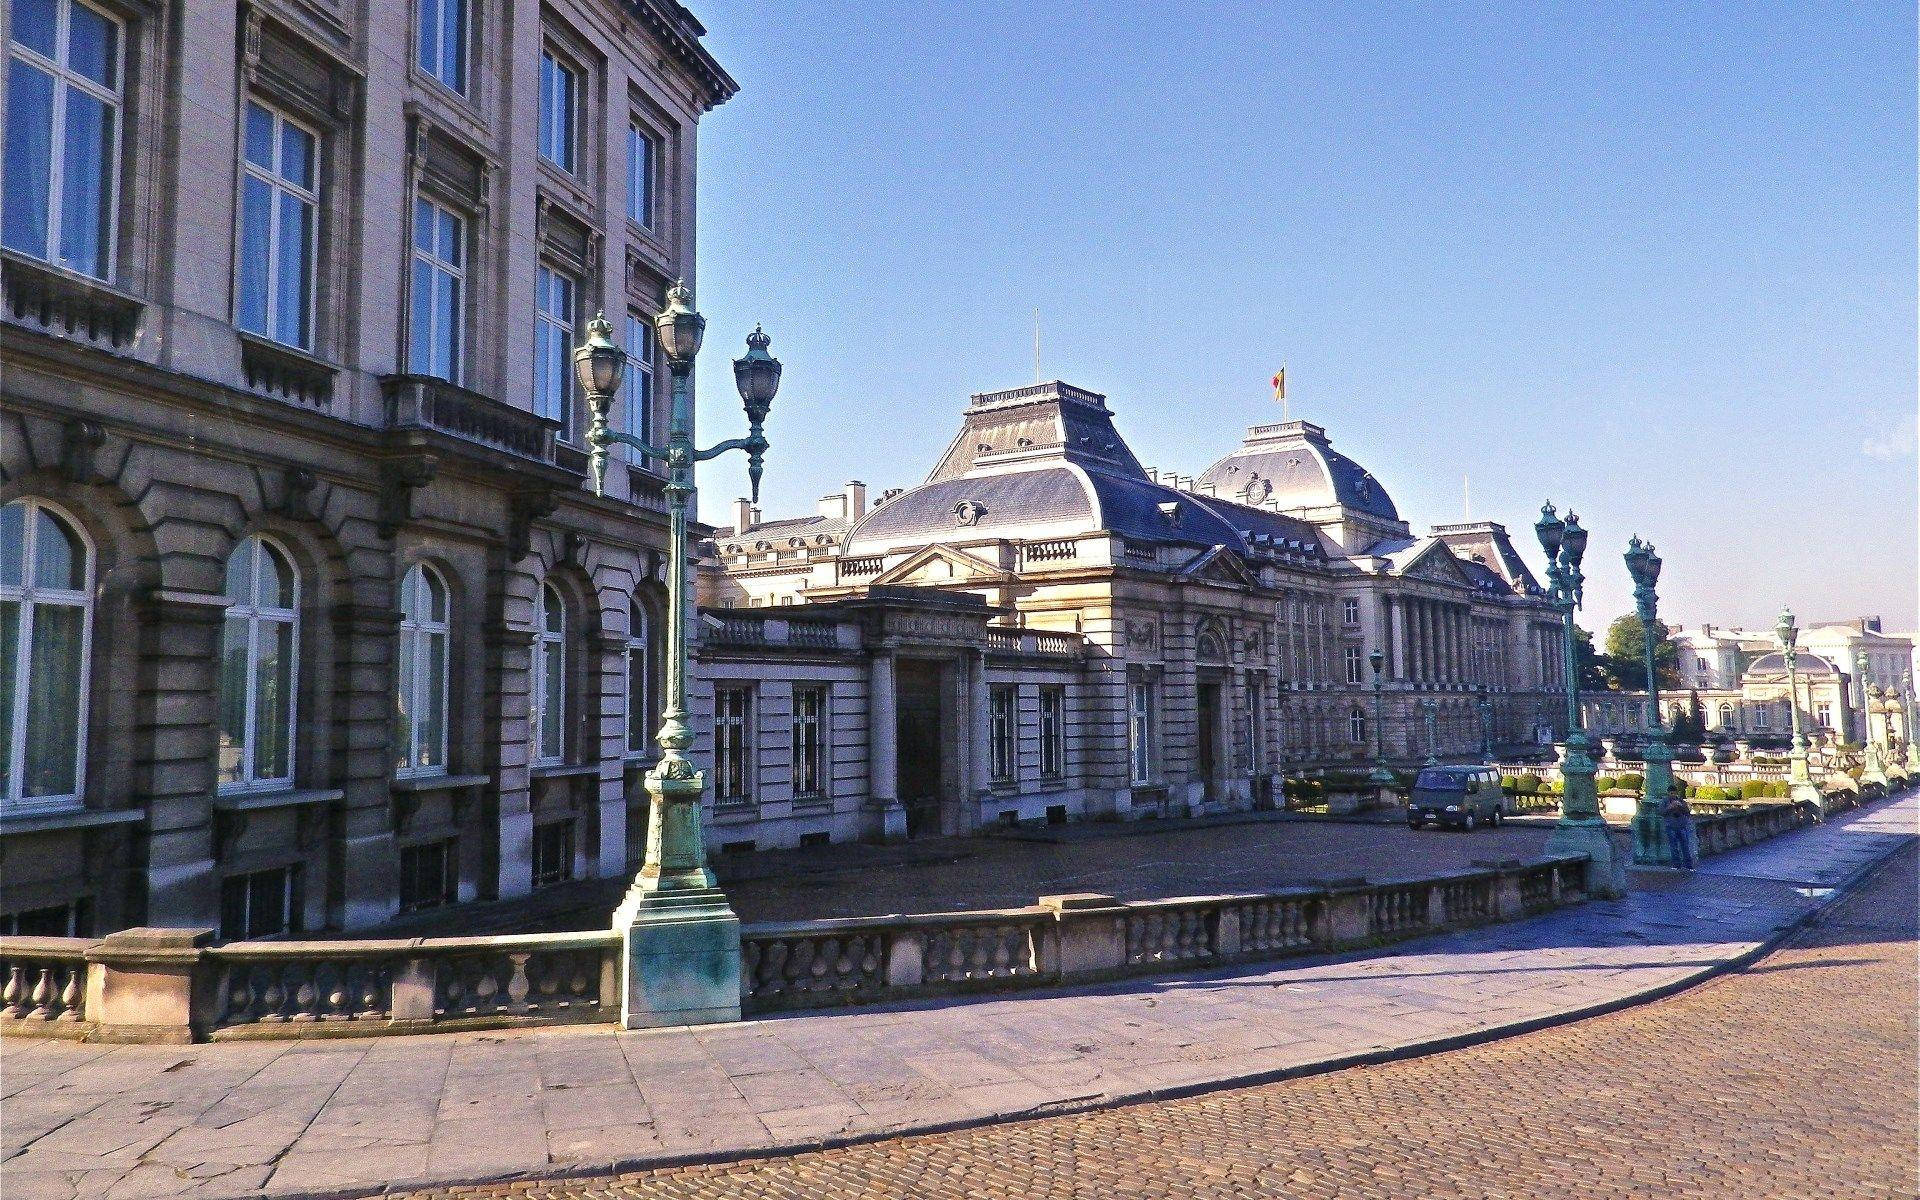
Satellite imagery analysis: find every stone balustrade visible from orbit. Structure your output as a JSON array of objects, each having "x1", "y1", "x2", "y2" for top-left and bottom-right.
[
  {"x1": 1690, "y1": 801, "x2": 1814, "y2": 858},
  {"x1": 1, "y1": 937, "x2": 90, "y2": 1028}
]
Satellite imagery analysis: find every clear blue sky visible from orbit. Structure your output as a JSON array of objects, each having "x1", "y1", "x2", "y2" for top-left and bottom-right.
[{"x1": 681, "y1": 1, "x2": 1917, "y2": 635}]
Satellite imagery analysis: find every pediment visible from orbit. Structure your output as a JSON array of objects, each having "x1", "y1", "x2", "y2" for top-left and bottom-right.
[
  {"x1": 870, "y1": 544, "x2": 1011, "y2": 588},
  {"x1": 1397, "y1": 541, "x2": 1475, "y2": 587},
  {"x1": 1176, "y1": 545, "x2": 1258, "y2": 588}
]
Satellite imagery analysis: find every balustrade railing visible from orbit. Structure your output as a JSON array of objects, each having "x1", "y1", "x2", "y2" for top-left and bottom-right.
[
  {"x1": 840, "y1": 555, "x2": 885, "y2": 578},
  {"x1": 1021, "y1": 539, "x2": 1079, "y2": 566},
  {"x1": 0, "y1": 939, "x2": 88, "y2": 1025},
  {"x1": 381, "y1": 374, "x2": 561, "y2": 463}
]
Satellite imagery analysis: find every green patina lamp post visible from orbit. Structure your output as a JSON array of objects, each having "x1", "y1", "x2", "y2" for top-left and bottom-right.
[
  {"x1": 1476, "y1": 686, "x2": 1493, "y2": 761},
  {"x1": 1904, "y1": 672, "x2": 1919, "y2": 773},
  {"x1": 1367, "y1": 647, "x2": 1395, "y2": 787},
  {"x1": 1623, "y1": 537, "x2": 1672, "y2": 866},
  {"x1": 1776, "y1": 608, "x2": 1824, "y2": 815},
  {"x1": 1536, "y1": 503, "x2": 1622, "y2": 894},
  {"x1": 1420, "y1": 698, "x2": 1440, "y2": 767},
  {"x1": 1855, "y1": 648, "x2": 1889, "y2": 788},
  {"x1": 580, "y1": 283, "x2": 781, "y2": 1028}
]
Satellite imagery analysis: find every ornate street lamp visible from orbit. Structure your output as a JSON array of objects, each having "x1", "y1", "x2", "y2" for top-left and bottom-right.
[
  {"x1": 1775, "y1": 608, "x2": 1823, "y2": 814},
  {"x1": 1477, "y1": 685, "x2": 1493, "y2": 761},
  {"x1": 581, "y1": 283, "x2": 782, "y2": 1028},
  {"x1": 1855, "y1": 648, "x2": 1889, "y2": 788},
  {"x1": 1421, "y1": 697, "x2": 1440, "y2": 767},
  {"x1": 1536, "y1": 503, "x2": 1621, "y2": 893},
  {"x1": 1367, "y1": 647, "x2": 1394, "y2": 787},
  {"x1": 1623, "y1": 536, "x2": 1671, "y2": 865}
]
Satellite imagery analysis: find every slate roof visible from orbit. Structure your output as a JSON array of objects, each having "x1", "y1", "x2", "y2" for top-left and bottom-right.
[
  {"x1": 1196, "y1": 421, "x2": 1401, "y2": 521},
  {"x1": 1746, "y1": 651, "x2": 1840, "y2": 676}
]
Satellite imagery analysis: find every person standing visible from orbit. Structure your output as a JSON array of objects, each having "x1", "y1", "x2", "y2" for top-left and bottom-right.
[{"x1": 1661, "y1": 785, "x2": 1696, "y2": 870}]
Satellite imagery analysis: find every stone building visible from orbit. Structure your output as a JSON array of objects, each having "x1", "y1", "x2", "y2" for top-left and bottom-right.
[
  {"x1": 1, "y1": 0, "x2": 736, "y2": 936},
  {"x1": 690, "y1": 381, "x2": 1570, "y2": 850}
]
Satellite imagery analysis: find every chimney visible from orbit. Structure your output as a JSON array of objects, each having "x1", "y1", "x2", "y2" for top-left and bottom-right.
[
  {"x1": 731, "y1": 497, "x2": 753, "y2": 535},
  {"x1": 817, "y1": 493, "x2": 847, "y2": 520},
  {"x1": 846, "y1": 480, "x2": 867, "y2": 520}
]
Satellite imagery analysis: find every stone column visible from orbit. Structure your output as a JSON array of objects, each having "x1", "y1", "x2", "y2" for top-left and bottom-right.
[
  {"x1": 967, "y1": 649, "x2": 992, "y2": 831},
  {"x1": 1419, "y1": 601, "x2": 1434, "y2": 684},
  {"x1": 1386, "y1": 596, "x2": 1404, "y2": 680},
  {"x1": 869, "y1": 648, "x2": 905, "y2": 840}
]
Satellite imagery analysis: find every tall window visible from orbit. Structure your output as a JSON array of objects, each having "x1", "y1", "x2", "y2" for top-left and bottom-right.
[
  {"x1": 791, "y1": 685, "x2": 826, "y2": 800},
  {"x1": 1128, "y1": 677, "x2": 1155, "y2": 785},
  {"x1": 3, "y1": 0, "x2": 120, "y2": 280},
  {"x1": 1350, "y1": 705, "x2": 1367, "y2": 745},
  {"x1": 533, "y1": 265, "x2": 575, "y2": 437},
  {"x1": 416, "y1": 0, "x2": 465, "y2": 92},
  {"x1": 627, "y1": 123, "x2": 654, "y2": 228},
  {"x1": 537, "y1": 50, "x2": 576, "y2": 172},
  {"x1": 237, "y1": 101, "x2": 318, "y2": 350},
  {"x1": 532, "y1": 819, "x2": 573, "y2": 887},
  {"x1": 989, "y1": 685, "x2": 1015, "y2": 782},
  {"x1": 713, "y1": 685, "x2": 752, "y2": 805},
  {"x1": 1343, "y1": 598, "x2": 1359, "y2": 625},
  {"x1": 1755, "y1": 705, "x2": 1771, "y2": 731},
  {"x1": 0, "y1": 498, "x2": 92, "y2": 811},
  {"x1": 532, "y1": 584, "x2": 565, "y2": 764},
  {"x1": 399, "y1": 839, "x2": 457, "y2": 911},
  {"x1": 395, "y1": 564, "x2": 449, "y2": 777},
  {"x1": 408, "y1": 197, "x2": 463, "y2": 381},
  {"x1": 1815, "y1": 702, "x2": 1831, "y2": 729},
  {"x1": 218, "y1": 536, "x2": 298, "y2": 791},
  {"x1": 220, "y1": 865, "x2": 299, "y2": 940},
  {"x1": 1344, "y1": 645, "x2": 1363, "y2": 685},
  {"x1": 1717, "y1": 702, "x2": 1733, "y2": 729},
  {"x1": 1244, "y1": 678, "x2": 1264, "y2": 774},
  {"x1": 622, "y1": 311, "x2": 654, "y2": 461},
  {"x1": 625, "y1": 601, "x2": 650, "y2": 755},
  {"x1": 1039, "y1": 686, "x2": 1065, "y2": 779}
]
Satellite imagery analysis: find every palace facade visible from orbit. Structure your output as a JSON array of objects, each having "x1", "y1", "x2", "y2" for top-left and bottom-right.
[
  {"x1": 1, "y1": 0, "x2": 734, "y2": 936},
  {"x1": 688, "y1": 380, "x2": 1572, "y2": 850}
]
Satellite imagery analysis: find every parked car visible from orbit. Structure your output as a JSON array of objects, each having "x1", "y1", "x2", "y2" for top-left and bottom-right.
[{"x1": 1407, "y1": 766, "x2": 1504, "y2": 830}]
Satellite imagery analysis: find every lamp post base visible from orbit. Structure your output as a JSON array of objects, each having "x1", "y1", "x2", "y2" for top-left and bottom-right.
[
  {"x1": 1544, "y1": 816, "x2": 1628, "y2": 899},
  {"x1": 1631, "y1": 737, "x2": 1674, "y2": 867},
  {"x1": 614, "y1": 886, "x2": 742, "y2": 1029}
]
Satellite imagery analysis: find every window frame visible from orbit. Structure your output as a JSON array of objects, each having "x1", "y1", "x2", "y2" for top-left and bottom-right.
[
  {"x1": 790, "y1": 684, "x2": 827, "y2": 801},
  {"x1": 415, "y1": 0, "x2": 467, "y2": 95},
  {"x1": 217, "y1": 534, "x2": 300, "y2": 794},
  {"x1": 2, "y1": 0, "x2": 124, "y2": 281},
  {"x1": 235, "y1": 97, "x2": 321, "y2": 351},
  {"x1": 1038, "y1": 685, "x2": 1065, "y2": 779},
  {"x1": 0, "y1": 497, "x2": 94, "y2": 813},
  {"x1": 533, "y1": 262, "x2": 578, "y2": 439},
  {"x1": 537, "y1": 48, "x2": 578, "y2": 174},
  {"x1": 531, "y1": 582, "x2": 566, "y2": 766},
  {"x1": 713, "y1": 684, "x2": 753, "y2": 805},
  {"x1": 1343, "y1": 645, "x2": 1363, "y2": 685},
  {"x1": 531, "y1": 818, "x2": 574, "y2": 888},
  {"x1": 1343, "y1": 598, "x2": 1359, "y2": 625},
  {"x1": 989, "y1": 684, "x2": 1016, "y2": 783},
  {"x1": 407, "y1": 194, "x2": 465, "y2": 382},
  {"x1": 625, "y1": 601, "x2": 651, "y2": 757},
  {"x1": 398, "y1": 837, "x2": 459, "y2": 911},
  {"x1": 622, "y1": 309, "x2": 655, "y2": 464},
  {"x1": 1128, "y1": 677, "x2": 1155, "y2": 786},
  {"x1": 219, "y1": 864, "x2": 300, "y2": 941},
  {"x1": 626, "y1": 120, "x2": 655, "y2": 229},
  {"x1": 394, "y1": 563, "x2": 450, "y2": 779},
  {"x1": 1350, "y1": 705, "x2": 1367, "y2": 745}
]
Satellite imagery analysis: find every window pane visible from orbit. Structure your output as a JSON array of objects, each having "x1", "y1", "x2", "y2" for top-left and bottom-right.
[
  {"x1": 56, "y1": 87, "x2": 111, "y2": 278},
  {"x1": 409, "y1": 257, "x2": 435, "y2": 375},
  {"x1": 31, "y1": 507, "x2": 82, "y2": 589},
  {"x1": 217, "y1": 616, "x2": 247, "y2": 784},
  {"x1": 244, "y1": 102, "x2": 274, "y2": 169},
  {"x1": 0, "y1": 502, "x2": 24, "y2": 587},
  {"x1": 66, "y1": 3, "x2": 117, "y2": 88},
  {"x1": 432, "y1": 266, "x2": 458, "y2": 378},
  {"x1": 237, "y1": 176, "x2": 272, "y2": 334},
  {"x1": 627, "y1": 648, "x2": 647, "y2": 752},
  {"x1": 394, "y1": 628, "x2": 414, "y2": 771},
  {"x1": 540, "y1": 638, "x2": 564, "y2": 760},
  {"x1": 422, "y1": 630, "x2": 446, "y2": 768},
  {"x1": 223, "y1": 540, "x2": 254, "y2": 604},
  {"x1": 274, "y1": 191, "x2": 312, "y2": 347},
  {"x1": 0, "y1": 600, "x2": 17, "y2": 797},
  {"x1": 10, "y1": 0, "x2": 58, "y2": 57},
  {"x1": 412, "y1": 197, "x2": 433, "y2": 253},
  {"x1": 425, "y1": 568, "x2": 447, "y2": 622},
  {"x1": 441, "y1": 0, "x2": 465, "y2": 90},
  {"x1": 278, "y1": 120, "x2": 314, "y2": 192},
  {"x1": 258, "y1": 542, "x2": 293, "y2": 609},
  {"x1": 254, "y1": 618, "x2": 293, "y2": 780},
  {"x1": 436, "y1": 205, "x2": 460, "y2": 264},
  {"x1": 2, "y1": 62, "x2": 55, "y2": 260},
  {"x1": 22, "y1": 601, "x2": 82, "y2": 797}
]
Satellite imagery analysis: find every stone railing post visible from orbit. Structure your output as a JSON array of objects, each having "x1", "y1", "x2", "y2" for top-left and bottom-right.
[
  {"x1": 885, "y1": 929, "x2": 925, "y2": 989},
  {"x1": 1040, "y1": 894, "x2": 1126, "y2": 979},
  {"x1": 1324, "y1": 884, "x2": 1373, "y2": 946},
  {"x1": 1213, "y1": 903, "x2": 1242, "y2": 957},
  {"x1": 390, "y1": 953, "x2": 436, "y2": 1025},
  {"x1": 1495, "y1": 865, "x2": 1524, "y2": 919},
  {"x1": 83, "y1": 928, "x2": 215, "y2": 1044}
]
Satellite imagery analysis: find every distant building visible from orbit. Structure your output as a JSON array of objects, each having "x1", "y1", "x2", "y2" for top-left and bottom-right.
[{"x1": 688, "y1": 381, "x2": 1570, "y2": 850}]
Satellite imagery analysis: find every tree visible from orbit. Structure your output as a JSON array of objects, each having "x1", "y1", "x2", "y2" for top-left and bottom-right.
[
  {"x1": 1669, "y1": 691, "x2": 1707, "y2": 742},
  {"x1": 1603, "y1": 613, "x2": 1679, "y2": 691},
  {"x1": 1571, "y1": 624, "x2": 1609, "y2": 691}
]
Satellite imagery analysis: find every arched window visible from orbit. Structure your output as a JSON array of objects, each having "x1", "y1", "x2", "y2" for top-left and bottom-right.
[
  {"x1": 1349, "y1": 705, "x2": 1367, "y2": 745},
  {"x1": 1, "y1": 499, "x2": 93, "y2": 811},
  {"x1": 395, "y1": 564, "x2": 449, "y2": 776},
  {"x1": 532, "y1": 583, "x2": 565, "y2": 764},
  {"x1": 626, "y1": 601, "x2": 651, "y2": 755},
  {"x1": 1717, "y1": 702, "x2": 1733, "y2": 729},
  {"x1": 219, "y1": 535, "x2": 298, "y2": 790}
]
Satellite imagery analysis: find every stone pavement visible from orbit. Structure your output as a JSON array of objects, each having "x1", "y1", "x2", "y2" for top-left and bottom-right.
[
  {"x1": 3, "y1": 794, "x2": 1914, "y2": 1200},
  {"x1": 403, "y1": 834, "x2": 1920, "y2": 1199}
]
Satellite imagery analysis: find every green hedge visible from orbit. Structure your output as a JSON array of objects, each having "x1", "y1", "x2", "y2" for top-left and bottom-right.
[
  {"x1": 1616, "y1": 772, "x2": 1644, "y2": 791},
  {"x1": 1596, "y1": 775, "x2": 1617, "y2": 792},
  {"x1": 1740, "y1": 780, "x2": 1771, "y2": 799}
]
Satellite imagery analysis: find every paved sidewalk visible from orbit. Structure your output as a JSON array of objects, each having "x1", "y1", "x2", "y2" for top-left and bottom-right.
[{"x1": 4, "y1": 795, "x2": 1914, "y2": 1200}]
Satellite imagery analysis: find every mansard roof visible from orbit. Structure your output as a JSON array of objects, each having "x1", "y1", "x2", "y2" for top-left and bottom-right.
[
  {"x1": 1195, "y1": 420, "x2": 1400, "y2": 522},
  {"x1": 1430, "y1": 521, "x2": 1542, "y2": 594}
]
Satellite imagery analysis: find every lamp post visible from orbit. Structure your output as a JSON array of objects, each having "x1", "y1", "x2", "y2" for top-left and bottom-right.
[
  {"x1": 1536, "y1": 503, "x2": 1622, "y2": 893},
  {"x1": 1855, "y1": 649, "x2": 1889, "y2": 788},
  {"x1": 582, "y1": 283, "x2": 782, "y2": 1028},
  {"x1": 1905, "y1": 672, "x2": 1920, "y2": 773},
  {"x1": 1623, "y1": 537, "x2": 1671, "y2": 866},
  {"x1": 1367, "y1": 647, "x2": 1394, "y2": 787},
  {"x1": 1421, "y1": 698, "x2": 1440, "y2": 767},
  {"x1": 1776, "y1": 608, "x2": 1823, "y2": 814},
  {"x1": 1477, "y1": 686, "x2": 1493, "y2": 761}
]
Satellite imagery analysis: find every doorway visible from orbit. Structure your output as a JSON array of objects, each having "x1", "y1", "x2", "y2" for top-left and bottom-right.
[
  {"x1": 1197, "y1": 678, "x2": 1223, "y2": 803},
  {"x1": 896, "y1": 660, "x2": 945, "y2": 837}
]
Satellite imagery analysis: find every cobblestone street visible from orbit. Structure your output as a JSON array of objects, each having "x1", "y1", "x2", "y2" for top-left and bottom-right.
[{"x1": 405, "y1": 841, "x2": 1920, "y2": 1200}]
